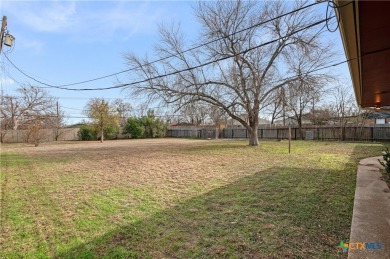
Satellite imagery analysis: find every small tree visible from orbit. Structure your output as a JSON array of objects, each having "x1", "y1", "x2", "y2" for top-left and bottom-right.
[
  {"x1": 26, "y1": 119, "x2": 43, "y2": 147},
  {"x1": 208, "y1": 105, "x2": 228, "y2": 139},
  {"x1": 46, "y1": 104, "x2": 66, "y2": 141},
  {"x1": 112, "y1": 99, "x2": 133, "y2": 137},
  {"x1": 123, "y1": 118, "x2": 145, "y2": 139},
  {"x1": 84, "y1": 98, "x2": 119, "y2": 143},
  {"x1": 331, "y1": 82, "x2": 358, "y2": 140}
]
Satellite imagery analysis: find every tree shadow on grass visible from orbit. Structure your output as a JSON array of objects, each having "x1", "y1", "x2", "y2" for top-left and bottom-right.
[{"x1": 55, "y1": 160, "x2": 359, "y2": 259}]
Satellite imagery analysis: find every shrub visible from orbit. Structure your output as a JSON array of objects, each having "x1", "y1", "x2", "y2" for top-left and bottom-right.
[
  {"x1": 78, "y1": 125, "x2": 98, "y2": 140},
  {"x1": 379, "y1": 148, "x2": 390, "y2": 176},
  {"x1": 103, "y1": 123, "x2": 120, "y2": 140},
  {"x1": 153, "y1": 118, "x2": 167, "y2": 138},
  {"x1": 123, "y1": 118, "x2": 145, "y2": 139},
  {"x1": 139, "y1": 110, "x2": 167, "y2": 138}
]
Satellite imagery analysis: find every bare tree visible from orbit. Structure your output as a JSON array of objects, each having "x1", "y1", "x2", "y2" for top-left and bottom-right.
[
  {"x1": 50, "y1": 106, "x2": 67, "y2": 141},
  {"x1": 264, "y1": 88, "x2": 285, "y2": 125},
  {"x1": 283, "y1": 28, "x2": 333, "y2": 137},
  {"x1": 331, "y1": 82, "x2": 358, "y2": 140},
  {"x1": 207, "y1": 105, "x2": 228, "y2": 139},
  {"x1": 284, "y1": 80, "x2": 322, "y2": 138},
  {"x1": 179, "y1": 102, "x2": 209, "y2": 126},
  {"x1": 1, "y1": 85, "x2": 58, "y2": 145},
  {"x1": 0, "y1": 85, "x2": 57, "y2": 131},
  {"x1": 125, "y1": 0, "x2": 332, "y2": 146},
  {"x1": 112, "y1": 99, "x2": 133, "y2": 127},
  {"x1": 0, "y1": 117, "x2": 10, "y2": 143},
  {"x1": 305, "y1": 105, "x2": 334, "y2": 125}
]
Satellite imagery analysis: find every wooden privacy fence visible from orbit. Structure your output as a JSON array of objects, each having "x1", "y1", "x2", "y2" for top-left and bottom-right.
[
  {"x1": 166, "y1": 126, "x2": 390, "y2": 141},
  {"x1": 3, "y1": 126, "x2": 390, "y2": 143},
  {"x1": 1, "y1": 128, "x2": 80, "y2": 143}
]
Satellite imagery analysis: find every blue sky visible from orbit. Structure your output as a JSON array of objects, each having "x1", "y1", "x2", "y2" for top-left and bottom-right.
[{"x1": 0, "y1": 0, "x2": 351, "y2": 124}]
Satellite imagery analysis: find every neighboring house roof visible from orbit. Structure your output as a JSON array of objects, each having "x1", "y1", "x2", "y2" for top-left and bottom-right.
[
  {"x1": 364, "y1": 112, "x2": 390, "y2": 119},
  {"x1": 170, "y1": 122, "x2": 197, "y2": 127},
  {"x1": 273, "y1": 117, "x2": 311, "y2": 126},
  {"x1": 226, "y1": 115, "x2": 270, "y2": 126},
  {"x1": 66, "y1": 123, "x2": 87, "y2": 128},
  {"x1": 258, "y1": 118, "x2": 271, "y2": 125}
]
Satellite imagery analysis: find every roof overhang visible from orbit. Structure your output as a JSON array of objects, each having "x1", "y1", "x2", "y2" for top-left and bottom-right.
[{"x1": 336, "y1": 0, "x2": 390, "y2": 109}]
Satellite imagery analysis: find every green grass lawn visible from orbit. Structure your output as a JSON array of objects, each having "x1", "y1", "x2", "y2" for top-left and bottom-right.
[{"x1": 0, "y1": 139, "x2": 387, "y2": 258}]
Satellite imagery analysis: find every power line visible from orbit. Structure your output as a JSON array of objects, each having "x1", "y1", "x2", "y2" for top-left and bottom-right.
[
  {"x1": 4, "y1": 16, "x2": 333, "y2": 92},
  {"x1": 2, "y1": 1, "x2": 324, "y2": 89},
  {"x1": 326, "y1": 0, "x2": 354, "y2": 33}
]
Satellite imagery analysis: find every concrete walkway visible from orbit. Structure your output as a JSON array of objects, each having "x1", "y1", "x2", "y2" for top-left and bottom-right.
[{"x1": 348, "y1": 156, "x2": 390, "y2": 259}]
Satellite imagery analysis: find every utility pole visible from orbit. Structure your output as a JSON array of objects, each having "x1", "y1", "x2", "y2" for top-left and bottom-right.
[
  {"x1": 0, "y1": 16, "x2": 7, "y2": 54},
  {"x1": 0, "y1": 16, "x2": 14, "y2": 54},
  {"x1": 56, "y1": 101, "x2": 59, "y2": 118}
]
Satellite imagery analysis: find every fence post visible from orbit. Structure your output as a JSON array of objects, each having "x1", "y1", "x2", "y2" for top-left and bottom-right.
[
  {"x1": 288, "y1": 126, "x2": 291, "y2": 153},
  {"x1": 371, "y1": 127, "x2": 374, "y2": 141},
  {"x1": 261, "y1": 129, "x2": 263, "y2": 139},
  {"x1": 246, "y1": 129, "x2": 248, "y2": 139},
  {"x1": 317, "y1": 128, "x2": 320, "y2": 140},
  {"x1": 232, "y1": 129, "x2": 234, "y2": 139}
]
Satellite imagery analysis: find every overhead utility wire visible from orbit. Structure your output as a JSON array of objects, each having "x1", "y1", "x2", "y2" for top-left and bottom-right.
[
  {"x1": 2, "y1": 1, "x2": 323, "y2": 89},
  {"x1": 4, "y1": 16, "x2": 333, "y2": 91},
  {"x1": 326, "y1": 0, "x2": 354, "y2": 32}
]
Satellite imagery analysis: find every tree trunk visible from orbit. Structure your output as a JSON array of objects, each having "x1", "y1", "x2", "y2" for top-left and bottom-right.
[
  {"x1": 248, "y1": 126, "x2": 259, "y2": 146},
  {"x1": 100, "y1": 128, "x2": 104, "y2": 143},
  {"x1": 297, "y1": 118, "x2": 304, "y2": 140},
  {"x1": 55, "y1": 128, "x2": 59, "y2": 141},
  {"x1": 0, "y1": 131, "x2": 6, "y2": 143}
]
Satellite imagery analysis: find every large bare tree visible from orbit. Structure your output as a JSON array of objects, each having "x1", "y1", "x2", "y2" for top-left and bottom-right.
[
  {"x1": 0, "y1": 85, "x2": 57, "y2": 130},
  {"x1": 125, "y1": 0, "x2": 332, "y2": 145}
]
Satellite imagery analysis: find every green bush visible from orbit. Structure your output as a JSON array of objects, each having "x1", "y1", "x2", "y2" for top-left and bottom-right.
[
  {"x1": 78, "y1": 124, "x2": 119, "y2": 141},
  {"x1": 379, "y1": 148, "x2": 390, "y2": 176},
  {"x1": 123, "y1": 118, "x2": 145, "y2": 139},
  {"x1": 153, "y1": 118, "x2": 167, "y2": 138},
  {"x1": 78, "y1": 125, "x2": 98, "y2": 140},
  {"x1": 139, "y1": 110, "x2": 167, "y2": 138},
  {"x1": 103, "y1": 123, "x2": 120, "y2": 140}
]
